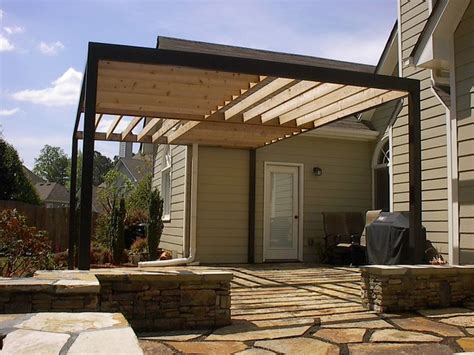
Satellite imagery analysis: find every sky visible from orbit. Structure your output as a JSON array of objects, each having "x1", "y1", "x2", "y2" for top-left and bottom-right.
[{"x1": 0, "y1": 0, "x2": 397, "y2": 169}]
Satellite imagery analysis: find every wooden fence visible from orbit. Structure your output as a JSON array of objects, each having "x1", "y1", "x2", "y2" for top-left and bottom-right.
[{"x1": 0, "y1": 201, "x2": 98, "y2": 252}]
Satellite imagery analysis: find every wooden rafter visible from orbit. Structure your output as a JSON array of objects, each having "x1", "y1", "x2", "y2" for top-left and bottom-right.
[
  {"x1": 225, "y1": 78, "x2": 295, "y2": 120},
  {"x1": 137, "y1": 118, "x2": 161, "y2": 141},
  {"x1": 312, "y1": 90, "x2": 406, "y2": 129},
  {"x1": 295, "y1": 88, "x2": 389, "y2": 126},
  {"x1": 121, "y1": 116, "x2": 143, "y2": 139},
  {"x1": 242, "y1": 80, "x2": 320, "y2": 122},
  {"x1": 95, "y1": 114, "x2": 103, "y2": 128},
  {"x1": 152, "y1": 119, "x2": 181, "y2": 142},
  {"x1": 261, "y1": 83, "x2": 343, "y2": 123},
  {"x1": 106, "y1": 115, "x2": 123, "y2": 139},
  {"x1": 278, "y1": 85, "x2": 364, "y2": 125}
]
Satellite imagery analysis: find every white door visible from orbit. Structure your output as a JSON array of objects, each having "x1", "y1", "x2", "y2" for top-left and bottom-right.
[{"x1": 264, "y1": 164, "x2": 300, "y2": 260}]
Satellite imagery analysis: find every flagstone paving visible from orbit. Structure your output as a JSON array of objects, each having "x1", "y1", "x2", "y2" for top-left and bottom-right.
[
  {"x1": 138, "y1": 264, "x2": 474, "y2": 354},
  {"x1": 0, "y1": 312, "x2": 142, "y2": 354}
]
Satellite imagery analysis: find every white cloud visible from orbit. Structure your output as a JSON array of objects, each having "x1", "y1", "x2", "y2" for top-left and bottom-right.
[
  {"x1": 0, "y1": 34, "x2": 14, "y2": 51},
  {"x1": 97, "y1": 116, "x2": 130, "y2": 133},
  {"x1": 38, "y1": 41, "x2": 64, "y2": 55},
  {"x1": 0, "y1": 9, "x2": 4, "y2": 19},
  {"x1": 3, "y1": 26, "x2": 24, "y2": 35},
  {"x1": 12, "y1": 68, "x2": 82, "y2": 106},
  {"x1": 0, "y1": 108, "x2": 19, "y2": 116}
]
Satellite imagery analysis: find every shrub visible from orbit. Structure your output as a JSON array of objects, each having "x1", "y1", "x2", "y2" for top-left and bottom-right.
[
  {"x1": 130, "y1": 237, "x2": 148, "y2": 258},
  {"x1": 0, "y1": 209, "x2": 56, "y2": 277},
  {"x1": 147, "y1": 188, "x2": 164, "y2": 261},
  {"x1": 112, "y1": 197, "x2": 126, "y2": 264},
  {"x1": 90, "y1": 241, "x2": 112, "y2": 265}
]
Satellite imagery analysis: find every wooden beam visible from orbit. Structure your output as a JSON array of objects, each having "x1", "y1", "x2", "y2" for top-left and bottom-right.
[
  {"x1": 242, "y1": 80, "x2": 319, "y2": 121},
  {"x1": 279, "y1": 85, "x2": 364, "y2": 125},
  {"x1": 121, "y1": 116, "x2": 143, "y2": 139},
  {"x1": 95, "y1": 106, "x2": 204, "y2": 121},
  {"x1": 167, "y1": 122, "x2": 199, "y2": 143},
  {"x1": 295, "y1": 88, "x2": 389, "y2": 126},
  {"x1": 312, "y1": 90, "x2": 407, "y2": 129},
  {"x1": 152, "y1": 119, "x2": 181, "y2": 142},
  {"x1": 225, "y1": 78, "x2": 295, "y2": 120},
  {"x1": 261, "y1": 83, "x2": 343, "y2": 123},
  {"x1": 137, "y1": 118, "x2": 161, "y2": 141},
  {"x1": 106, "y1": 115, "x2": 123, "y2": 139},
  {"x1": 76, "y1": 131, "x2": 166, "y2": 143},
  {"x1": 95, "y1": 114, "x2": 103, "y2": 128}
]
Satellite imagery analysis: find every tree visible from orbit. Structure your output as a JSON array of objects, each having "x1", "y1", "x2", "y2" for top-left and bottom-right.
[
  {"x1": 68, "y1": 150, "x2": 114, "y2": 191},
  {"x1": 0, "y1": 139, "x2": 41, "y2": 205},
  {"x1": 93, "y1": 151, "x2": 114, "y2": 186},
  {"x1": 33, "y1": 145, "x2": 69, "y2": 185}
]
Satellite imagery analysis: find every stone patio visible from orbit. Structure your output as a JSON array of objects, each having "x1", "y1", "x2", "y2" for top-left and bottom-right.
[
  {"x1": 0, "y1": 312, "x2": 142, "y2": 354},
  {"x1": 138, "y1": 264, "x2": 474, "y2": 354}
]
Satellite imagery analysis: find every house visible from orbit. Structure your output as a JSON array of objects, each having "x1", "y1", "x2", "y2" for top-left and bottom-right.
[
  {"x1": 34, "y1": 182, "x2": 69, "y2": 208},
  {"x1": 149, "y1": 0, "x2": 473, "y2": 265},
  {"x1": 23, "y1": 166, "x2": 70, "y2": 208}
]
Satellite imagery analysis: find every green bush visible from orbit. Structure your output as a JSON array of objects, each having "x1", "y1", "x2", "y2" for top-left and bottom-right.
[
  {"x1": 0, "y1": 209, "x2": 56, "y2": 277},
  {"x1": 0, "y1": 139, "x2": 41, "y2": 205},
  {"x1": 147, "y1": 188, "x2": 164, "y2": 261}
]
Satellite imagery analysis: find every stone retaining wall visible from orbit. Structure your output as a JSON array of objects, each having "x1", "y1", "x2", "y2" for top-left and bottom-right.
[
  {"x1": 0, "y1": 269, "x2": 232, "y2": 331},
  {"x1": 96, "y1": 272, "x2": 231, "y2": 331},
  {"x1": 361, "y1": 265, "x2": 474, "y2": 313}
]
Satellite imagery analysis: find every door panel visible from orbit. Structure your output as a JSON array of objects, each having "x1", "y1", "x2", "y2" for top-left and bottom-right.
[{"x1": 264, "y1": 164, "x2": 299, "y2": 260}]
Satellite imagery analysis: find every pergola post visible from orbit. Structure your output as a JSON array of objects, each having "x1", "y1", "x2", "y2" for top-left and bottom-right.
[
  {"x1": 408, "y1": 86, "x2": 423, "y2": 263},
  {"x1": 67, "y1": 136, "x2": 78, "y2": 269},
  {"x1": 78, "y1": 46, "x2": 98, "y2": 270},
  {"x1": 247, "y1": 149, "x2": 256, "y2": 263}
]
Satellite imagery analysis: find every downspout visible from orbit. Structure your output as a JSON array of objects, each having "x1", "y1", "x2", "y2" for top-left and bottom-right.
[{"x1": 139, "y1": 143, "x2": 199, "y2": 267}]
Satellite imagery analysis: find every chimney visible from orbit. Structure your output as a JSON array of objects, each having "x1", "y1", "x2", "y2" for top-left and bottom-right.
[{"x1": 119, "y1": 142, "x2": 133, "y2": 158}]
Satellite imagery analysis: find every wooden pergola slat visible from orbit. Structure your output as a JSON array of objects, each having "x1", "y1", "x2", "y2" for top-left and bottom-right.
[
  {"x1": 105, "y1": 115, "x2": 123, "y2": 139},
  {"x1": 122, "y1": 116, "x2": 143, "y2": 139}
]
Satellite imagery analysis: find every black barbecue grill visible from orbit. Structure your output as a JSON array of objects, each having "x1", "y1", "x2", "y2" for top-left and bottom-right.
[{"x1": 366, "y1": 212, "x2": 426, "y2": 265}]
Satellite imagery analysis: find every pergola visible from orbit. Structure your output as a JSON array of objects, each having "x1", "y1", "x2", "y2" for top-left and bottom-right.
[{"x1": 69, "y1": 37, "x2": 422, "y2": 270}]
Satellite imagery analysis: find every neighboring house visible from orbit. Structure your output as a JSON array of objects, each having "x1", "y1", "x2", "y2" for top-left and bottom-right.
[
  {"x1": 114, "y1": 142, "x2": 152, "y2": 184},
  {"x1": 152, "y1": 0, "x2": 473, "y2": 264},
  {"x1": 23, "y1": 166, "x2": 69, "y2": 208},
  {"x1": 22, "y1": 166, "x2": 45, "y2": 185},
  {"x1": 34, "y1": 182, "x2": 69, "y2": 208}
]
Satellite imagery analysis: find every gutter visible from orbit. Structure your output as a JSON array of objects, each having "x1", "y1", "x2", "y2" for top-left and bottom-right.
[{"x1": 139, "y1": 144, "x2": 199, "y2": 267}]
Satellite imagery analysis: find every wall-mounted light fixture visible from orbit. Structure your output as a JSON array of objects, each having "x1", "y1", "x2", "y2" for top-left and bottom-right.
[{"x1": 313, "y1": 166, "x2": 323, "y2": 176}]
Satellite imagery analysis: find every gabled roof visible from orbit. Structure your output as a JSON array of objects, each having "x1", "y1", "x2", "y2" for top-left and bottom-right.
[
  {"x1": 23, "y1": 166, "x2": 45, "y2": 185},
  {"x1": 115, "y1": 155, "x2": 151, "y2": 183},
  {"x1": 35, "y1": 182, "x2": 69, "y2": 204},
  {"x1": 409, "y1": 0, "x2": 470, "y2": 69}
]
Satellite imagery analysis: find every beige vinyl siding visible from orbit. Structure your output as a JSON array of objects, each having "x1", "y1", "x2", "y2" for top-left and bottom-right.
[
  {"x1": 195, "y1": 147, "x2": 249, "y2": 263},
  {"x1": 152, "y1": 144, "x2": 187, "y2": 257},
  {"x1": 255, "y1": 135, "x2": 373, "y2": 263},
  {"x1": 394, "y1": 0, "x2": 449, "y2": 256},
  {"x1": 455, "y1": 1, "x2": 474, "y2": 264}
]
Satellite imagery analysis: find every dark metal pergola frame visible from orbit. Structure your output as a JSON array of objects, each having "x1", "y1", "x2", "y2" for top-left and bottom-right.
[{"x1": 69, "y1": 41, "x2": 422, "y2": 270}]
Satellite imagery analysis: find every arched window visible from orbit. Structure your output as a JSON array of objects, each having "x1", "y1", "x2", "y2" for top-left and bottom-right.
[
  {"x1": 373, "y1": 138, "x2": 390, "y2": 212},
  {"x1": 161, "y1": 145, "x2": 172, "y2": 220}
]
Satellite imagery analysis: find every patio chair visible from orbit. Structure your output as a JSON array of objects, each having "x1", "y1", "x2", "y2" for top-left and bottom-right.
[{"x1": 322, "y1": 212, "x2": 365, "y2": 265}]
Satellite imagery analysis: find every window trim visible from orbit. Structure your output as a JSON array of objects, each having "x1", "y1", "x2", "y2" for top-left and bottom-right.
[{"x1": 161, "y1": 145, "x2": 172, "y2": 222}]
